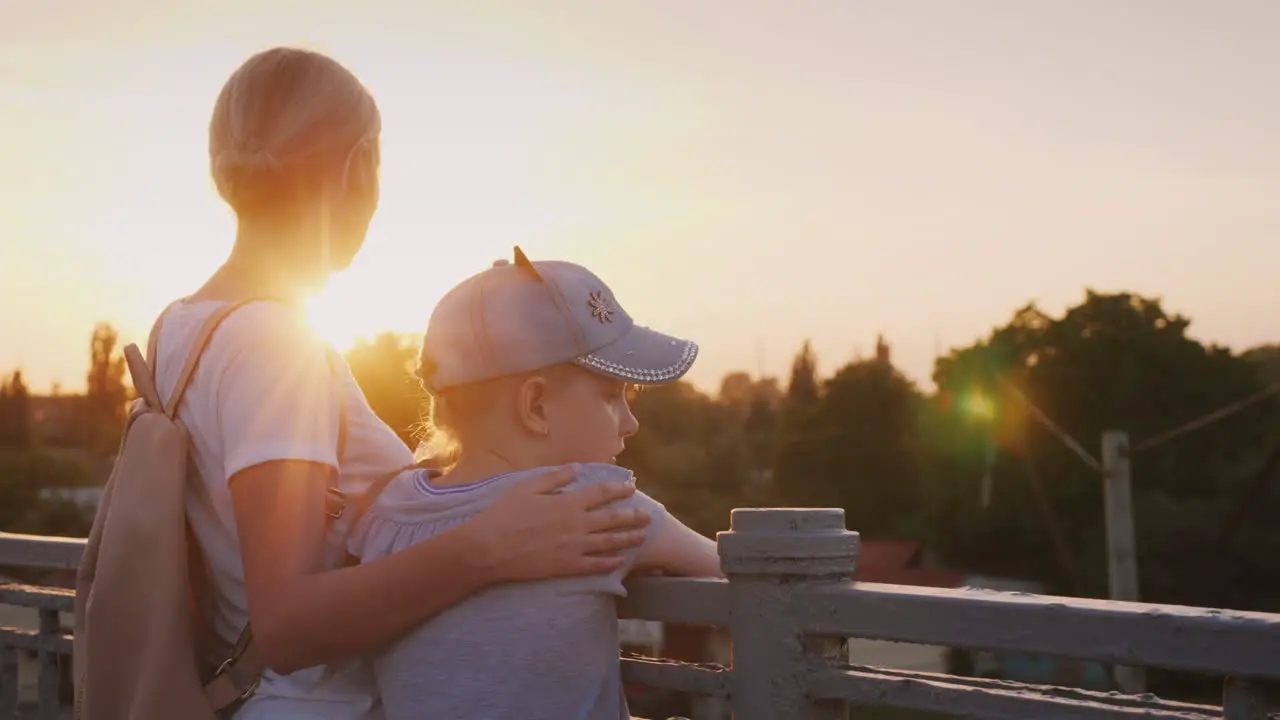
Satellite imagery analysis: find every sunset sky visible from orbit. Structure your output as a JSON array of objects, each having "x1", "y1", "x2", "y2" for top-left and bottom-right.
[{"x1": 3, "y1": 0, "x2": 1278, "y2": 394}]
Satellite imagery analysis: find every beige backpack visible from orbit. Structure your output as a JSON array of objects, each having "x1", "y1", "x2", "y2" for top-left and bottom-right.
[{"x1": 72, "y1": 300, "x2": 396, "y2": 719}]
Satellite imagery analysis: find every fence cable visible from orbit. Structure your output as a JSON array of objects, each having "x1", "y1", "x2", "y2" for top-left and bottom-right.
[{"x1": 1132, "y1": 384, "x2": 1280, "y2": 454}]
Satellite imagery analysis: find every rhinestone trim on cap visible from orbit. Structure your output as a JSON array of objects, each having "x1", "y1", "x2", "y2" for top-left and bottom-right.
[{"x1": 574, "y1": 340, "x2": 699, "y2": 383}]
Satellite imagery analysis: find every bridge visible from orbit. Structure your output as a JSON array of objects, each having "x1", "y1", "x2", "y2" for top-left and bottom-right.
[{"x1": 2, "y1": 507, "x2": 1278, "y2": 719}]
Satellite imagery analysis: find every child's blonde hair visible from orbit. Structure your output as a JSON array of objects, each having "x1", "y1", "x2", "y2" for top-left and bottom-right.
[
  {"x1": 413, "y1": 391, "x2": 462, "y2": 466},
  {"x1": 411, "y1": 365, "x2": 585, "y2": 466},
  {"x1": 208, "y1": 47, "x2": 381, "y2": 215}
]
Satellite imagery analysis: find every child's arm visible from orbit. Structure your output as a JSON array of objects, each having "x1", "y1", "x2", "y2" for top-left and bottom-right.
[
  {"x1": 576, "y1": 467, "x2": 724, "y2": 580},
  {"x1": 631, "y1": 514, "x2": 724, "y2": 579}
]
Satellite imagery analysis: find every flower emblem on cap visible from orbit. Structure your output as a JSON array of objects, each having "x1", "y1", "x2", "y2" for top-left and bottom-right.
[{"x1": 588, "y1": 291, "x2": 615, "y2": 324}]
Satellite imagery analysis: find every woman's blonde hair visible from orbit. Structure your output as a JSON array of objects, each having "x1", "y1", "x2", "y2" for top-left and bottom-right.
[{"x1": 208, "y1": 47, "x2": 381, "y2": 214}]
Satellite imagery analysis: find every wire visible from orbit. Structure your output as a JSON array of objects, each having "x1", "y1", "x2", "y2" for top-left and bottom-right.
[
  {"x1": 1132, "y1": 384, "x2": 1280, "y2": 454},
  {"x1": 997, "y1": 378, "x2": 1103, "y2": 472},
  {"x1": 994, "y1": 380, "x2": 1280, "y2": 466}
]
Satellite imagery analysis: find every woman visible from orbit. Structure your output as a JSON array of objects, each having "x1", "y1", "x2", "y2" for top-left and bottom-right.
[{"x1": 152, "y1": 46, "x2": 649, "y2": 718}]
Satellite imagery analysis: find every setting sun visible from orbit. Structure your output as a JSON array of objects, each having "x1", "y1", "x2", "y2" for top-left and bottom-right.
[{"x1": 306, "y1": 288, "x2": 376, "y2": 353}]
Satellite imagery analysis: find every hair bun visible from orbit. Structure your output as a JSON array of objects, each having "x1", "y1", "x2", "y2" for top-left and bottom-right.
[
  {"x1": 211, "y1": 145, "x2": 284, "y2": 206},
  {"x1": 213, "y1": 145, "x2": 282, "y2": 176}
]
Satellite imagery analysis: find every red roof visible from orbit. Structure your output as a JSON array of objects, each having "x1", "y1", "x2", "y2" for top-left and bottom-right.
[
  {"x1": 854, "y1": 540, "x2": 964, "y2": 589},
  {"x1": 856, "y1": 540, "x2": 920, "y2": 571}
]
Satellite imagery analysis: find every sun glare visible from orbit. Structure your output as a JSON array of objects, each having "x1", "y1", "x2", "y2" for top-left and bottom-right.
[
  {"x1": 302, "y1": 244, "x2": 465, "y2": 354},
  {"x1": 306, "y1": 289, "x2": 372, "y2": 352}
]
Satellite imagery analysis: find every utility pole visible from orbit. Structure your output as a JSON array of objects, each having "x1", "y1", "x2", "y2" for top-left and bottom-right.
[{"x1": 1101, "y1": 430, "x2": 1144, "y2": 693}]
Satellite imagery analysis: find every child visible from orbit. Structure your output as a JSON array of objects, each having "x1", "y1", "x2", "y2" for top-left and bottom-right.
[{"x1": 347, "y1": 247, "x2": 723, "y2": 720}]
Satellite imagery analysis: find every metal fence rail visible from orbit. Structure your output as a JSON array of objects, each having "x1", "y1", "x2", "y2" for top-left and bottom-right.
[{"x1": 4, "y1": 507, "x2": 1279, "y2": 719}]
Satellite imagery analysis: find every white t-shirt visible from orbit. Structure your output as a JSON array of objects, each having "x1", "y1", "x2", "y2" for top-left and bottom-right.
[{"x1": 152, "y1": 299, "x2": 414, "y2": 720}]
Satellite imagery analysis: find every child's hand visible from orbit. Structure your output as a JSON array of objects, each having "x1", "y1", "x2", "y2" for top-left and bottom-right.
[{"x1": 467, "y1": 465, "x2": 651, "y2": 583}]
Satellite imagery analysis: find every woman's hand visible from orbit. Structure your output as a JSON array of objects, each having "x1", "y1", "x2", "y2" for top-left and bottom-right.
[{"x1": 464, "y1": 465, "x2": 651, "y2": 582}]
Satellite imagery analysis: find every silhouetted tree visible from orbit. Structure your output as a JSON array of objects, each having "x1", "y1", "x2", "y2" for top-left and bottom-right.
[
  {"x1": 85, "y1": 323, "x2": 128, "y2": 452},
  {"x1": 0, "y1": 371, "x2": 32, "y2": 448},
  {"x1": 818, "y1": 341, "x2": 924, "y2": 537},
  {"x1": 345, "y1": 332, "x2": 424, "y2": 450},
  {"x1": 775, "y1": 339, "x2": 924, "y2": 537},
  {"x1": 743, "y1": 392, "x2": 780, "y2": 479},
  {"x1": 8, "y1": 371, "x2": 30, "y2": 449},
  {"x1": 718, "y1": 373, "x2": 782, "y2": 483},
  {"x1": 717, "y1": 372, "x2": 755, "y2": 407},
  {"x1": 1243, "y1": 344, "x2": 1280, "y2": 385},
  {"x1": 773, "y1": 341, "x2": 827, "y2": 508},
  {"x1": 784, "y1": 341, "x2": 820, "y2": 408}
]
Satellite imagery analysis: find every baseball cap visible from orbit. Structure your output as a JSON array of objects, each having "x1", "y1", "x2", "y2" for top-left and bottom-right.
[{"x1": 416, "y1": 246, "x2": 698, "y2": 392}]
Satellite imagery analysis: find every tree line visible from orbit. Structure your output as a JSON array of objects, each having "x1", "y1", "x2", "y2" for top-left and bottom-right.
[{"x1": 3, "y1": 290, "x2": 1278, "y2": 618}]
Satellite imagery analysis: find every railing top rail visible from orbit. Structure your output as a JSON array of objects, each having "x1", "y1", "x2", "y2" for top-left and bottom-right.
[
  {"x1": 799, "y1": 581, "x2": 1280, "y2": 680},
  {"x1": 818, "y1": 579, "x2": 1280, "y2": 624},
  {"x1": 0, "y1": 583, "x2": 75, "y2": 612},
  {"x1": 620, "y1": 577, "x2": 729, "y2": 626},
  {"x1": 0, "y1": 532, "x2": 85, "y2": 571}
]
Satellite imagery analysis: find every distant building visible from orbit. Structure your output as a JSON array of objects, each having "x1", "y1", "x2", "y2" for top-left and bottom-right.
[
  {"x1": 854, "y1": 539, "x2": 966, "y2": 588},
  {"x1": 39, "y1": 486, "x2": 106, "y2": 510}
]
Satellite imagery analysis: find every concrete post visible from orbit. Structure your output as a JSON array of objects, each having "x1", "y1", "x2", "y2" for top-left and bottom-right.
[
  {"x1": 37, "y1": 608, "x2": 60, "y2": 719},
  {"x1": 1, "y1": 644, "x2": 17, "y2": 719},
  {"x1": 1224, "y1": 678, "x2": 1273, "y2": 720},
  {"x1": 1102, "y1": 430, "x2": 1144, "y2": 693},
  {"x1": 718, "y1": 508, "x2": 860, "y2": 720}
]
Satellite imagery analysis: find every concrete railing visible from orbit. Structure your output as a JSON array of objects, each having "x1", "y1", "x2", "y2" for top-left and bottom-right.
[
  {"x1": 3, "y1": 508, "x2": 1280, "y2": 719},
  {"x1": 0, "y1": 532, "x2": 76, "y2": 719}
]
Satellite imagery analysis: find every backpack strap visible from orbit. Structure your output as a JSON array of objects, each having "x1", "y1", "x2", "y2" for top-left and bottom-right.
[
  {"x1": 165, "y1": 300, "x2": 260, "y2": 419},
  {"x1": 122, "y1": 344, "x2": 163, "y2": 412},
  {"x1": 145, "y1": 302, "x2": 170, "y2": 373},
  {"x1": 344, "y1": 465, "x2": 407, "y2": 531},
  {"x1": 325, "y1": 350, "x2": 350, "y2": 520},
  {"x1": 122, "y1": 299, "x2": 180, "y2": 411}
]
